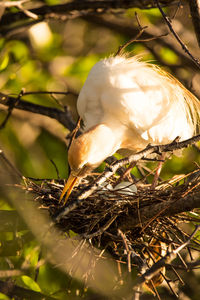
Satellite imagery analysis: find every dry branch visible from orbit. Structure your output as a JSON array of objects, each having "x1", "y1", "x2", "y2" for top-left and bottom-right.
[
  {"x1": 0, "y1": 279, "x2": 55, "y2": 300},
  {"x1": 82, "y1": 14, "x2": 200, "y2": 72},
  {"x1": 24, "y1": 164, "x2": 200, "y2": 297},
  {"x1": 0, "y1": 269, "x2": 23, "y2": 278},
  {"x1": 133, "y1": 225, "x2": 200, "y2": 288},
  {"x1": 54, "y1": 134, "x2": 200, "y2": 221},
  {"x1": 0, "y1": 0, "x2": 38, "y2": 20},
  {"x1": 0, "y1": 1, "x2": 200, "y2": 297},
  {"x1": 1, "y1": 131, "x2": 200, "y2": 298},
  {"x1": 119, "y1": 189, "x2": 200, "y2": 231},
  {"x1": 0, "y1": 92, "x2": 76, "y2": 131},
  {"x1": 0, "y1": 0, "x2": 178, "y2": 29},
  {"x1": 155, "y1": 0, "x2": 200, "y2": 69}
]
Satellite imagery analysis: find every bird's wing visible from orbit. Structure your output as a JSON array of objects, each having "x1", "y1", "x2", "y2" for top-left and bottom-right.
[
  {"x1": 77, "y1": 56, "x2": 199, "y2": 143},
  {"x1": 77, "y1": 56, "x2": 159, "y2": 131}
]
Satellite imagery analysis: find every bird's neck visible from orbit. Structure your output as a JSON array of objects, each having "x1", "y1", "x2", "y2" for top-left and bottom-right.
[{"x1": 83, "y1": 123, "x2": 124, "y2": 165}]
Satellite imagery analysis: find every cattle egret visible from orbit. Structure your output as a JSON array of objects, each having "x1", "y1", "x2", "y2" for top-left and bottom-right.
[{"x1": 60, "y1": 56, "x2": 200, "y2": 203}]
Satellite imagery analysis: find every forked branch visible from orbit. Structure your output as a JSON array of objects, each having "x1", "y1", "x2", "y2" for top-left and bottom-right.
[
  {"x1": 133, "y1": 225, "x2": 200, "y2": 288},
  {"x1": 54, "y1": 134, "x2": 200, "y2": 221},
  {"x1": 0, "y1": 92, "x2": 76, "y2": 131}
]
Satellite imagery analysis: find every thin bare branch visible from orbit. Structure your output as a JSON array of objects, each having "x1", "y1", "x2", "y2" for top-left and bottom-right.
[
  {"x1": 155, "y1": 0, "x2": 200, "y2": 69},
  {"x1": 115, "y1": 26, "x2": 168, "y2": 56},
  {"x1": 0, "y1": 269, "x2": 23, "y2": 278},
  {"x1": 54, "y1": 134, "x2": 200, "y2": 221},
  {"x1": 0, "y1": 92, "x2": 76, "y2": 131},
  {"x1": 81, "y1": 215, "x2": 117, "y2": 239},
  {"x1": 0, "y1": 0, "x2": 179, "y2": 28},
  {"x1": 133, "y1": 225, "x2": 200, "y2": 288},
  {"x1": 119, "y1": 189, "x2": 200, "y2": 230},
  {"x1": 0, "y1": 89, "x2": 25, "y2": 130},
  {"x1": 82, "y1": 14, "x2": 199, "y2": 72},
  {"x1": 0, "y1": 279, "x2": 56, "y2": 300},
  {"x1": 115, "y1": 26, "x2": 148, "y2": 56},
  {"x1": 0, "y1": 149, "x2": 23, "y2": 179}
]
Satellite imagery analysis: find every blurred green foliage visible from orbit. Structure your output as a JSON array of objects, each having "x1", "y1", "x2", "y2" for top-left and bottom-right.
[{"x1": 0, "y1": 2, "x2": 200, "y2": 299}]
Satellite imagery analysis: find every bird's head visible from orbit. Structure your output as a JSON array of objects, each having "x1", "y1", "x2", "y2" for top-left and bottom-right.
[
  {"x1": 59, "y1": 134, "x2": 94, "y2": 204},
  {"x1": 60, "y1": 124, "x2": 119, "y2": 203}
]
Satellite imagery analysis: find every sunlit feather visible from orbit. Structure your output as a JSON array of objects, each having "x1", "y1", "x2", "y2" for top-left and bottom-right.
[{"x1": 60, "y1": 55, "x2": 200, "y2": 203}]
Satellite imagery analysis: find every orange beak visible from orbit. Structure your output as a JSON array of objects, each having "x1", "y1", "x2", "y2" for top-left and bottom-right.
[{"x1": 59, "y1": 174, "x2": 79, "y2": 204}]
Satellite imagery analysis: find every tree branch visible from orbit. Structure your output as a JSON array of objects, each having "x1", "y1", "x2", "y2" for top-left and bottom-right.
[
  {"x1": 54, "y1": 134, "x2": 200, "y2": 221},
  {"x1": 155, "y1": 0, "x2": 200, "y2": 69},
  {"x1": 0, "y1": 269, "x2": 23, "y2": 278},
  {"x1": 0, "y1": 0, "x2": 38, "y2": 20},
  {"x1": 0, "y1": 279, "x2": 56, "y2": 300},
  {"x1": 0, "y1": 0, "x2": 178, "y2": 28},
  {"x1": 119, "y1": 190, "x2": 200, "y2": 230},
  {"x1": 133, "y1": 225, "x2": 200, "y2": 288},
  {"x1": 0, "y1": 92, "x2": 76, "y2": 131},
  {"x1": 82, "y1": 14, "x2": 199, "y2": 72}
]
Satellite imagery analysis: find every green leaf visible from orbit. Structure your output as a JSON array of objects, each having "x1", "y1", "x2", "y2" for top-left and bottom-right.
[
  {"x1": 160, "y1": 47, "x2": 179, "y2": 64},
  {"x1": 0, "y1": 54, "x2": 9, "y2": 71},
  {"x1": 45, "y1": 0, "x2": 61, "y2": 4},
  {"x1": 68, "y1": 230, "x2": 77, "y2": 237},
  {"x1": 20, "y1": 275, "x2": 41, "y2": 292},
  {"x1": 0, "y1": 293, "x2": 10, "y2": 300},
  {"x1": 9, "y1": 40, "x2": 28, "y2": 61}
]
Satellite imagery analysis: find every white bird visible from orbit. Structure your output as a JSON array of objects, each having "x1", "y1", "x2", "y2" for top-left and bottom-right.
[{"x1": 60, "y1": 55, "x2": 200, "y2": 203}]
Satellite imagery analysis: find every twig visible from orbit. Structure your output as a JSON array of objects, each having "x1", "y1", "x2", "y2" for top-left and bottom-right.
[
  {"x1": 50, "y1": 160, "x2": 60, "y2": 179},
  {"x1": 0, "y1": 92, "x2": 76, "y2": 131},
  {"x1": 118, "y1": 229, "x2": 147, "y2": 275},
  {"x1": 171, "y1": 0, "x2": 182, "y2": 20},
  {"x1": 83, "y1": 14, "x2": 199, "y2": 72},
  {"x1": 0, "y1": 269, "x2": 23, "y2": 278},
  {"x1": 34, "y1": 250, "x2": 43, "y2": 282},
  {"x1": 115, "y1": 28, "x2": 168, "y2": 56},
  {"x1": 22, "y1": 90, "x2": 77, "y2": 97},
  {"x1": 133, "y1": 225, "x2": 200, "y2": 288},
  {"x1": 118, "y1": 229, "x2": 132, "y2": 273},
  {"x1": 0, "y1": 0, "x2": 179, "y2": 28},
  {"x1": 169, "y1": 259, "x2": 200, "y2": 270},
  {"x1": 0, "y1": 149, "x2": 23, "y2": 179},
  {"x1": 151, "y1": 153, "x2": 166, "y2": 189},
  {"x1": 0, "y1": 279, "x2": 55, "y2": 300},
  {"x1": 115, "y1": 26, "x2": 148, "y2": 56},
  {"x1": 0, "y1": 0, "x2": 38, "y2": 20},
  {"x1": 155, "y1": 0, "x2": 200, "y2": 69},
  {"x1": 113, "y1": 162, "x2": 136, "y2": 187},
  {"x1": 119, "y1": 189, "x2": 200, "y2": 231},
  {"x1": 174, "y1": 226, "x2": 200, "y2": 254},
  {"x1": 0, "y1": 89, "x2": 24, "y2": 129},
  {"x1": 81, "y1": 215, "x2": 117, "y2": 239},
  {"x1": 54, "y1": 134, "x2": 200, "y2": 221}
]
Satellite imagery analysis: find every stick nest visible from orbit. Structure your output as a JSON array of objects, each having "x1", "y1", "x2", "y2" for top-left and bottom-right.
[{"x1": 24, "y1": 165, "x2": 200, "y2": 296}]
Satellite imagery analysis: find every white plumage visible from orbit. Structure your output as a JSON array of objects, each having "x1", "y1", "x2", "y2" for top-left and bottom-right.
[
  {"x1": 78, "y1": 56, "x2": 196, "y2": 145},
  {"x1": 60, "y1": 56, "x2": 200, "y2": 203}
]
